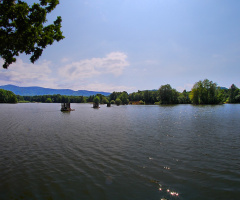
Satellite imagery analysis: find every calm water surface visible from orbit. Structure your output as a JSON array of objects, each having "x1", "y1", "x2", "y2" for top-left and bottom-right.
[{"x1": 0, "y1": 103, "x2": 240, "y2": 200}]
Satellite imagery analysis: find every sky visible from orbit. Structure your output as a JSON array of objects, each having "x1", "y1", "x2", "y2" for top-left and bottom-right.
[{"x1": 1, "y1": 0, "x2": 240, "y2": 93}]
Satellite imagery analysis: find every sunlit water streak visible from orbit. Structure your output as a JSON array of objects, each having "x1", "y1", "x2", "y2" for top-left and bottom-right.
[{"x1": 0, "y1": 103, "x2": 240, "y2": 200}]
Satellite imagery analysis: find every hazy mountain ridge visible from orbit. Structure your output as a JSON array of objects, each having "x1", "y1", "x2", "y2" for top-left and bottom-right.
[{"x1": 0, "y1": 85, "x2": 111, "y2": 96}]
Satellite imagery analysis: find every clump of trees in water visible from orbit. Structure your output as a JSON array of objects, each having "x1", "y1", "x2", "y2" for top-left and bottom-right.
[
  {"x1": 1, "y1": 79, "x2": 240, "y2": 105},
  {"x1": 93, "y1": 96, "x2": 100, "y2": 108}
]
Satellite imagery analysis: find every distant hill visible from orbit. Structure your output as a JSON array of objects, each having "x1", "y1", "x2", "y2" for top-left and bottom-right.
[{"x1": 0, "y1": 85, "x2": 111, "y2": 96}]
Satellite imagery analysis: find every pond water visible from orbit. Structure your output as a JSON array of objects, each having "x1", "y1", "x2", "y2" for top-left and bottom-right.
[{"x1": 0, "y1": 103, "x2": 240, "y2": 200}]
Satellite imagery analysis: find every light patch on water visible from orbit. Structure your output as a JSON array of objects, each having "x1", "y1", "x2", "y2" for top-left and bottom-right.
[{"x1": 164, "y1": 166, "x2": 171, "y2": 170}]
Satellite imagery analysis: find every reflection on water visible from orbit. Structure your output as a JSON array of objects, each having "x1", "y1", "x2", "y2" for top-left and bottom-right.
[{"x1": 0, "y1": 103, "x2": 240, "y2": 200}]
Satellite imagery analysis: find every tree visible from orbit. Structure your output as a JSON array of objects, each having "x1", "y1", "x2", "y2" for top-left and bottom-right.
[
  {"x1": 178, "y1": 90, "x2": 191, "y2": 104},
  {"x1": 80, "y1": 96, "x2": 87, "y2": 103},
  {"x1": 171, "y1": 88, "x2": 179, "y2": 104},
  {"x1": 93, "y1": 96, "x2": 100, "y2": 108},
  {"x1": 101, "y1": 97, "x2": 109, "y2": 104},
  {"x1": 61, "y1": 95, "x2": 70, "y2": 103},
  {"x1": 235, "y1": 94, "x2": 240, "y2": 103},
  {"x1": 148, "y1": 90, "x2": 158, "y2": 104},
  {"x1": 128, "y1": 90, "x2": 158, "y2": 104},
  {"x1": 229, "y1": 84, "x2": 239, "y2": 103},
  {"x1": 87, "y1": 95, "x2": 94, "y2": 102},
  {"x1": 190, "y1": 79, "x2": 223, "y2": 104},
  {"x1": 93, "y1": 96, "x2": 100, "y2": 104},
  {"x1": 45, "y1": 97, "x2": 52, "y2": 103},
  {"x1": 0, "y1": 0, "x2": 64, "y2": 68},
  {"x1": 158, "y1": 84, "x2": 179, "y2": 104},
  {"x1": 115, "y1": 98, "x2": 121, "y2": 106},
  {"x1": 0, "y1": 89, "x2": 18, "y2": 103},
  {"x1": 119, "y1": 91, "x2": 129, "y2": 105},
  {"x1": 109, "y1": 91, "x2": 121, "y2": 101},
  {"x1": 143, "y1": 90, "x2": 150, "y2": 103},
  {"x1": 158, "y1": 84, "x2": 171, "y2": 104}
]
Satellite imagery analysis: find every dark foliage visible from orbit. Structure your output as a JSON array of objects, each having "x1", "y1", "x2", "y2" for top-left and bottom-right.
[
  {"x1": 0, "y1": 89, "x2": 17, "y2": 103},
  {"x1": 0, "y1": 0, "x2": 64, "y2": 68}
]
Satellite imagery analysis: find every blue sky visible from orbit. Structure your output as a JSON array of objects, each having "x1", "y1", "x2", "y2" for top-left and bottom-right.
[{"x1": 1, "y1": 0, "x2": 240, "y2": 92}]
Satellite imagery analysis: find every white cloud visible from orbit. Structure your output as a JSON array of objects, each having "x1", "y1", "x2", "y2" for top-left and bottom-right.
[
  {"x1": 0, "y1": 58, "x2": 57, "y2": 88},
  {"x1": 76, "y1": 83, "x2": 136, "y2": 93},
  {"x1": 59, "y1": 52, "x2": 129, "y2": 80},
  {"x1": 0, "y1": 56, "x2": 134, "y2": 93}
]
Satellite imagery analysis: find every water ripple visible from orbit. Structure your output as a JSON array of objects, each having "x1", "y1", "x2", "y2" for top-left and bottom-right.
[{"x1": 0, "y1": 104, "x2": 240, "y2": 200}]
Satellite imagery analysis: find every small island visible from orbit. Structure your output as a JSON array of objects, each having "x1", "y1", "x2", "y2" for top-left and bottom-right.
[{"x1": 61, "y1": 103, "x2": 74, "y2": 111}]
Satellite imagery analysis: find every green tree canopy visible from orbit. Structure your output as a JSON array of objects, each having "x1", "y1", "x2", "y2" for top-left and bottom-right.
[
  {"x1": 61, "y1": 95, "x2": 70, "y2": 103},
  {"x1": 0, "y1": 0, "x2": 64, "y2": 68},
  {"x1": 128, "y1": 90, "x2": 158, "y2": 104},
  {"x1": 178, "y1": 90, "x2": 191, "y2": 104},
  {"x1": 119, "y1": 91, "x2": 129, "y2": 105},
  {"x1": 45, "y1": 97, "x2": 52, "y2": 103},
  {"x1": 0, "y1": 89, "x2": 18, "y2": 103},
  {"x1": 93, "y1": 96, "x2": 100, "y2": 104},
  {"x1": 109, "y1": 91, "x2": 121, "y2": 101},
  {"x1": 228, "y1": 84, "x2": 239, "y2": 103},
  {"x1": 190, "y1": 79, "x2": 223, "y2": 104},
  {"x1": 115, "y1": 98, "x2": 121, "y2": 106},
  {"x1": 101, "y1": 97, "x2": 109, "y2": 104},
  {"x1": 158, "y1": 84, "x2": 179, "y2": 104}
]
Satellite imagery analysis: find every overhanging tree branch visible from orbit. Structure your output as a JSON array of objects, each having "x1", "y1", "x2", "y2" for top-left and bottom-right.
[{"x1": 0, "y1": 0, "x2": 64, "y2": 68}]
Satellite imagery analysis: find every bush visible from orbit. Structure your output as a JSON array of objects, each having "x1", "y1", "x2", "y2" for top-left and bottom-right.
[
  {"x1": 93, "y1": 96, "x2": 100, "y2": 104},
  {"x1": 102, "y1": 97, "x2": 109, "y2": 104},
  {"x1": 45, "y1": 98, "x2": 52, "y2": 103},
  {"x1": 115, "y1": 98, "x2": 122, "y2": 106}
]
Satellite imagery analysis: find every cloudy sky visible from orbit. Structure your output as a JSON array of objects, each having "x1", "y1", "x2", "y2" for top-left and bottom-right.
[{"x1": 1, "y1": 0, "x2": 240, "y2": 92}]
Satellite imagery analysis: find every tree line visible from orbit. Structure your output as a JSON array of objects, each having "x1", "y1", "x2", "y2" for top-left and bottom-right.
[
  {"x1": 108, "y1": 80, "x2": 239, "y2": 105},
  {"x1": 1, "y1": 79, "x2": 240, "y2": 104},
  {"x1": 17, "y1": 94, "x2": 88, "y2": 103}
]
